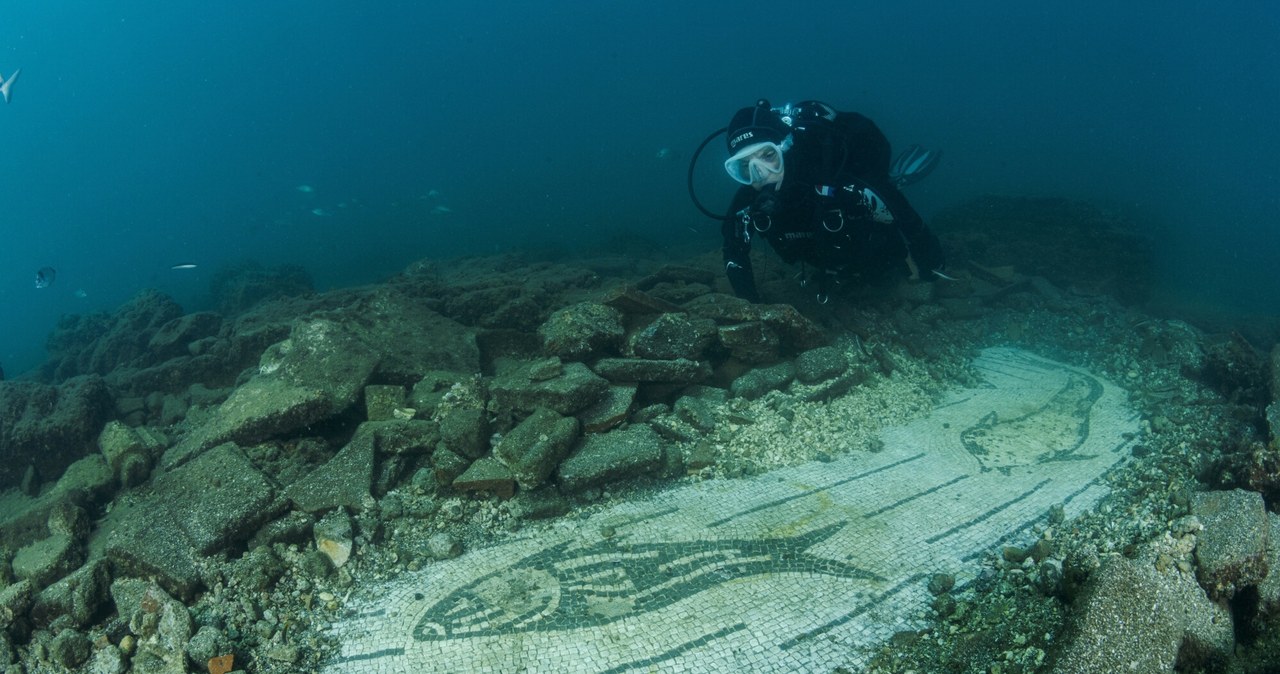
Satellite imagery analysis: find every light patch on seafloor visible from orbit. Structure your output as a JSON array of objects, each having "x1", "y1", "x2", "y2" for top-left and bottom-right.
[{"x1": 323, "y1": 347, "x2": 1137, "y2": 673}]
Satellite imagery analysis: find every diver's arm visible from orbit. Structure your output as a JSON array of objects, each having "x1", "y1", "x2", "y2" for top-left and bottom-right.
[
  {"x1": 722, "y1": 190, "x2": 761, "y2": 302},
  {"x1": 885, "y1": 192, "x2": 945, "y2": 279}
]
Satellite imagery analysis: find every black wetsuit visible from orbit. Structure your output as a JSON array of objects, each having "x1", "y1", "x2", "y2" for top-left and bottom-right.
[{"x1": 721, "y1": 110, "x2": 944, "y2": 302}]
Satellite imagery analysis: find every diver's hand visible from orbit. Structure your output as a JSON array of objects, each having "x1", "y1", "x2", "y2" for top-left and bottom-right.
[{"x1": 751, "y1": 188, "x2": 780, "y2": 215}]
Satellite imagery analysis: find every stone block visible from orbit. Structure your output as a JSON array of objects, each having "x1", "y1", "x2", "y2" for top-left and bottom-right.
[
  {"x1": 557, "y1": 425, "x2": 665, "y2": 494},
  {"x1": 1191, "y1": 489, "x2": 1271, "y2": 599},
  {"x1": 494, "y1": 409, "x2": 579, "y2": 489}
]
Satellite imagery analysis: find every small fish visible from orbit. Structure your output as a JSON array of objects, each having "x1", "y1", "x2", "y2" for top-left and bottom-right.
[
  {"x1": 427, "y1": 189, "x2": 443, "y2": 200},
  {"x1": 1, "y1": 69, "x2": 21, "y2": 104},
  {"x1": 170, "y1": 264, "x2": 198, "y2": 270},
  {"x1": 656, "y1": 147, "x2": 675, "y2": 160},
  {"x1": 311, "y1": 208, "x2": 331, "y2": 217},
  {"x1": 34, "y1": 266, "x2": 55, "y2": 289},
  {"x1": 296, "y1": 184, "x2": 314, "y2": 193},
  {"x1": 74, "y1": 289, "x2": 87, "y2": 299},
  {"x1": 429, "y1": 205, "x2": 453, "y2": 216}
]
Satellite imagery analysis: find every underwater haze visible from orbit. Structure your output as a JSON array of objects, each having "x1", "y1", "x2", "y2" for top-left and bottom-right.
[{"x1": 1, "y1": 0, "x2": 1276, "y2": 375}]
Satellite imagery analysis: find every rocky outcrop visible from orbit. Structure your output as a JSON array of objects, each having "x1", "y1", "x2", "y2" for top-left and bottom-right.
[
  {"x1": 1051, "y1": 548, "x2": 1232, "y2": 673},
  {"x1": 0, "y1": 376, "x2": 113, "y2": 491},
  {"x1": 44, "y1": 289, "x2": 184, "y2": 381},
  {"x1": 1191, "y1": 489, "x2": 1271, "y2": 599}
]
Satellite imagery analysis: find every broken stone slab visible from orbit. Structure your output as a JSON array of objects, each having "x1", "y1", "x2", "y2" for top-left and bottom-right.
[
  {"x1": 730, "y1": 362, "x2": 797, "y2": 400},
  {"x1": 105, "y1": 506, "x2": 202, "y2": 601},
  {"x1": 30, "y1": 558, "x2": 111, "y2": 628},
  {"x1": 286, "y1": 431, "x2": 375, "y2": 513},
  {"x1": 335, "y1": 287, "x2": 480, "y2": 382},
  {"x1": 160, "y1": 443, "x2": 277, "y2": 555},
  {"x1": 0, "y1": 455, "x2": 114, "y2": 552},
  {"x1": 0, "y1": 580, "x2": 34, "y2": 632},
  {"x1": 591, "y1": 358, "x2": 712, "y2": 385},
  {"x1": 162, "y1": 378, "x2": 331, "y2": 470},
  {"x1": 717, "y1": 322, "x2": 781, "y2": 364},
  {"x1": 12, "y1": 534, "x2": 85, "y2": 591},
  {"x1": 452, "y1": 457, "x2": 516, "y2": 499},
  {"x1": 538, "y1": 302, "x2": 625, "y2": 361},
  {"x1": 794, "y1": 346, "x2": 849, "y2": 384},
  {"x1": 599, "y1": 284, "x2": 685, "y2": 315},
  {"x1": 439, "y1": 408, "x2": 490, "y2": 460},
  {"x1": 364, "y1": 419, "x2": 442, "y2": 456},
  {"x1": 161, "y1": 318, "x2": 382, "y2": 469},
  {"x1": 628, "y1": 313, "x2": 718, "y2": 361},
  {"x1": 494, "y1": 409, "x2": 580, "y2": 490},
  {"x1": 557, "y1": 424, "x2": 666, "y2": 494},
  {"x1": 580, "y1": 384, "x2": 637, "y2": 433},
  {"x1": 490, "y1": 360, "x2": 610, "y2": 415},
  {"x1": 106, "y1": 444, "x2": 277, "y2": 600},
  {"x1": 1050, "y1": 549, "x2": 1232, "y2": 674},
  {"x1": 1191, "y1": 488, "x2": 1271, "y2": 600},
  {"x1": 634, "y1": 264, "x2": 717, "y2": 291}
]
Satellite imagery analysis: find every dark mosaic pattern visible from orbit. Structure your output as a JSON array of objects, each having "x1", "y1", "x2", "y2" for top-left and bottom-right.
[
  {"x1": 412, "y1": 521, "x2": 881, "y2": 641},
  {"x1": 324, "y1": 348, "x2": 1137, "y2": 673}
]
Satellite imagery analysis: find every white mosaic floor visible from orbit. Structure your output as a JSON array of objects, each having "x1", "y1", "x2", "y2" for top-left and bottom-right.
[{"x1": 323, "y1": 347, "x2": 1137, "y2": 673}]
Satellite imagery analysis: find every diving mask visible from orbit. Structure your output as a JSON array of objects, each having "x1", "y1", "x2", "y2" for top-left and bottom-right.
[{"x1": 724, "y1": 136, "x2": 791, "y2": 187}]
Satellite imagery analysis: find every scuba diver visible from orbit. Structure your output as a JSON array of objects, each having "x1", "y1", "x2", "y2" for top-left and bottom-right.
[{"x1": 691, "y1": 99, "x2": 945, "y2": 303}]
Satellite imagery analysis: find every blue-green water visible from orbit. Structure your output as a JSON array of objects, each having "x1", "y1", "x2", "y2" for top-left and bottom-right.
[{"x1": 1, "y1": 1, "x2": 1276, "y2": 374}]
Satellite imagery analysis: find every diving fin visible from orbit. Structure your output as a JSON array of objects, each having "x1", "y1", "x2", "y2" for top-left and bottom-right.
[{"x1": 889, "y1": 144, "x2": 941, "y2": 188}]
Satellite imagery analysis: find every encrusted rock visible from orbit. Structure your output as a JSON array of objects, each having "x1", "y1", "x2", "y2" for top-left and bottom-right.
[
  {"x1": 600, "y1": 284, "x2": 686, "y2": 315},
  {"x1": 314, "y1": 509, "x2": 354, "y2": 569},
  {"x1": 730, "y1": 362, "x2": 796, "y2": 400},
  {"x1": 579, "y1": 384, "x2": 638, "y2": 433},
  {"x1": 628, "y1": 314, "x2": 717, "y2": 360},
  {"x1": 591, "y1": 358, "x2": 712, "y2": 385},
  {"x1": 49, "y1": 628, "x2": 92, "y2": 669},
  {"x1": 1051, "y1": 548, "x2": 1232, "y2": 674},
  {"x1": 430, "y1": 448, "x2": 471, "y2": 488},
  {"x1": 147, "y1": 311, "x2": 223, "y2": 361},
  {"x1": 113, "y1": 579, "x2": 192, "y2": 674},
  {"x1": 0, "y1": 580, "x2": 34, "y2": 631},
  {"x1": 494, "y1": 409, "x2": 580, "y2": 489},
  {"x1": 165, "y1": 318, "x2": 381, "y2": 466},
  {"x1": 1259, "y1": 512, "x2": 1280, "y2": 617},
  {"x1": 717, "y1": 322, "x2": 781, "y2": 364},
  {"x1": 794, "y1": 346, "x2": 849, "y2": 384},
  {"x1": 13, "y1": 534, "x2": 85, "y2": 591},
  {"x1": 98, "y1": 420, "x2": 161, "y2": 488},
  {"x1": 426, "y1": 532, "x2": 462, "y2": 560},
  {"x1": 286, "y1": 431, "x2": 375, "y2": 513},
  {"x1": 439, "y1": 408, "x2": 490, "y2": 459},
  {"x1": 674, "y1": 396, "x2": 717, "y2": 433},
  {"x1": 30, "y1": 559, "x2": 111, "y2": 628},
  {"x1": 452, "y1": 457, "x2": 516, "y2": 499},
  {"x1": 490, "y1": 360, "x2": 610, "y2": 415},
  {"x1": 1191, "y1": 488, "x2": 1271, "y2": 599},
  {"x1": 107, "y1": 443, "x2": 276, "y2": 599},
  {"x1": 557, "y1": 425, "x2": 666, "y2": 494},
  {"x1": 364, "y1": 385, "x2": 406, "y2": 421},
  {"x1": 0, "y1": 375, "x2": 113, "y2": 491},
  {"x1": 538, "y1": 302, "x2": 624, "y2": 361}
]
